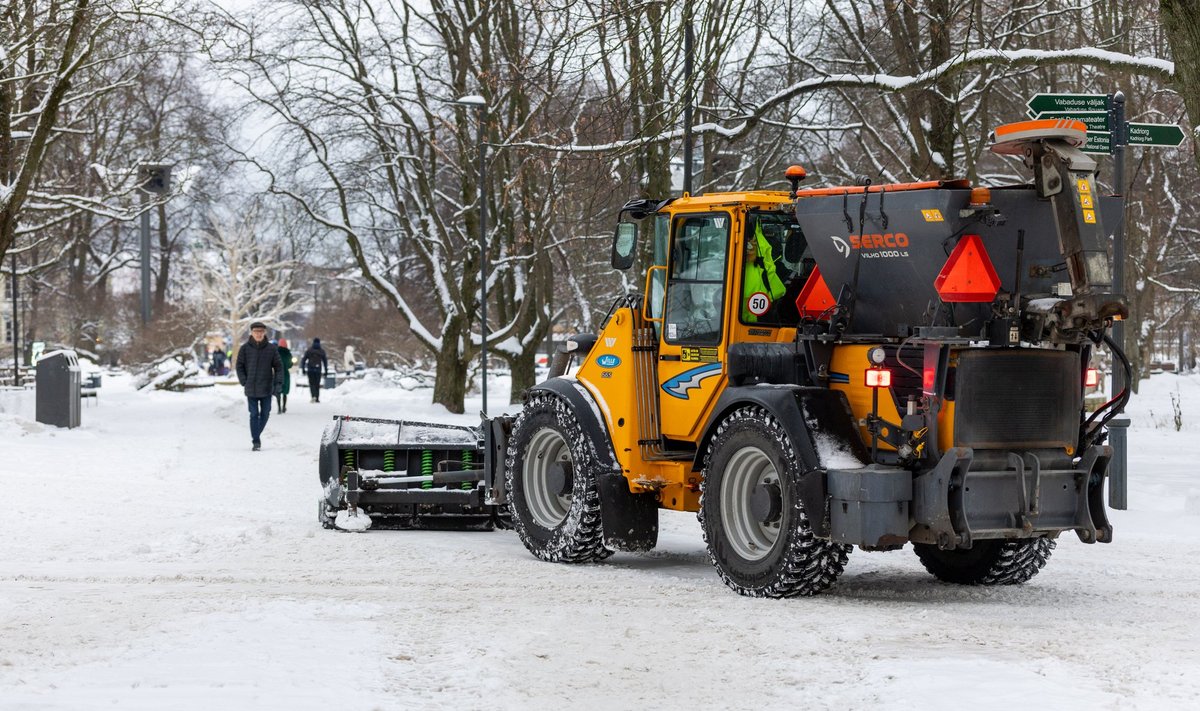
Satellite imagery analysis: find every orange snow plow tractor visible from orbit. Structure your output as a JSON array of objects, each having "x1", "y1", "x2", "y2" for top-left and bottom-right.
[{"x1": 320, "y1": 119, "x2": 1131, "y2": 598}]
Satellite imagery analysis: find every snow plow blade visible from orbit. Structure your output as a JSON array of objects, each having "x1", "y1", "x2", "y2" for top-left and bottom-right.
[{"x1": 318, "y1": 415, "x2": 506, "y2": 531}]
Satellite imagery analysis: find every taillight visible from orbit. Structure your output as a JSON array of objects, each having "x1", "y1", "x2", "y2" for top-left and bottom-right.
[
  {"x1": 865, "y1": 368, "x2": 892, "y2": 388},
  {"x1": 1085, "y1": 368, "x2": 1099, "y2": 387}
]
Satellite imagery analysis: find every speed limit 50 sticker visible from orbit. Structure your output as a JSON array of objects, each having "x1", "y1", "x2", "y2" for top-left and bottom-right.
[{"x1": 747, "y1": 292, "x2": 771, "y2": 316}]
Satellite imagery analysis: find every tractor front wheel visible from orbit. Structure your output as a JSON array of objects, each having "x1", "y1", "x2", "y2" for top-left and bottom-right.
[
  {"x1": 505, "y1": 393, "x2": 612, "y2": 563},
  {"x1": 700, "y1": 406, "x2": 849, "y2": 597},
  {"x1": 913, "y1": 537, "x2": 1056, "y2": 585}
]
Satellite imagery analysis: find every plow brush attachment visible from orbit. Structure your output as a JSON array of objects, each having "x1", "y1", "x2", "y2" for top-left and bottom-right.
[{"x1": 318, "y1": 416, "x2": 505, "y2": 532}]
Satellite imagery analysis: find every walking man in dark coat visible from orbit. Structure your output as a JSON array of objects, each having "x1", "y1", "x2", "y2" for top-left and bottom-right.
[
  {"x1": 236, "y1": 322, "x2": 284, "y2": 451},
  {"x1": 300, "y1": 338, "x2": 329, "y2": 403}
]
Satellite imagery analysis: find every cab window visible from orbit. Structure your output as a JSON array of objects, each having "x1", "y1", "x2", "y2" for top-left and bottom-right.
[
  {"x1": 647, "y1": 214, "x2": 669, "y2": 323},
  {"x1": 664, "y1": 214, "x2": 729, "y2": 344},
  {"x1": 738, "y1": 211, "x2": 813, "y2": 327}
]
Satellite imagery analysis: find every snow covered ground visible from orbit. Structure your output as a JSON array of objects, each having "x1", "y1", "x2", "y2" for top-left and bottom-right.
[{"x1": 1, "y1": 371, "x2": 1199, "y2": 710}]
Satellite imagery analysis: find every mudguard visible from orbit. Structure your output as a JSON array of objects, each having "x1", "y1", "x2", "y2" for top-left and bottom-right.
[
  {"x1": 696, "y1": 385, "x2": 869, "y2": 537},
  {"x1": 530, "y1": 378, "x2": 658, "y2": 551}
]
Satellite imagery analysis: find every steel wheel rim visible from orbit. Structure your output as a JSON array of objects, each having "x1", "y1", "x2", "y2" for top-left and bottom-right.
[
  {"x1": 719, "y1": 445, "x2": 781, "y2": 561},
  {"x1": 523, "y1": 427, "x2": 572, "y2": 528}
]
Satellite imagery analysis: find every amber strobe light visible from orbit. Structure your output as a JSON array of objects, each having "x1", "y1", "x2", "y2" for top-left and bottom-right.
[
  {"x1": 1085, "y1": 368, "x2": 1099, "y2": 388},
  {"x1": 968, "y1": 186, "x2": 992, "y2": 207},
  {"x1": 865, "y1": 368, "x2": 892, "y2": 388}
]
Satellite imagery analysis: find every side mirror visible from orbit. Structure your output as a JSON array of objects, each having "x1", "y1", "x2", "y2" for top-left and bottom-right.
[{"x1": 611, "y1": 222, "x2": 637, "y2": 270}]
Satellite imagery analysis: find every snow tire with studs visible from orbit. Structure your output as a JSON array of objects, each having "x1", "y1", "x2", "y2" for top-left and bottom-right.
[
  {"x1": 506, "y1": 392, "x2": 613, "y2": 563},
  {"x1": 699, "y1": 406, "x2": 849, "y2": 597}
]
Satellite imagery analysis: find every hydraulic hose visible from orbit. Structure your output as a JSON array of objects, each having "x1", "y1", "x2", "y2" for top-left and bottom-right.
[{"x1": 1082, "y1": 333, "x2": 1133, "y2": 446}]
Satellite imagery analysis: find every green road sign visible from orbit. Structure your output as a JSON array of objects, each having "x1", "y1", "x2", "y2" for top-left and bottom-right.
[
  {"x1": 1126, "y1": 122, "x2": 1186, "y2": 147},
  {"x1": 1026, "y1": 93, "x2": 1108, "y2": 118},
  {"x1": 1080, "y1": 131, "x2": 1112, "y2": 155},
  {"x1": 1034, "y1": 111, "x2": 1110, "y2": 133}
]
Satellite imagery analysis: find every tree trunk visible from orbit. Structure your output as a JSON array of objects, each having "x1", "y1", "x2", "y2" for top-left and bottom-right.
[
  {"x1": 154, "y1": 202, "x2": 170, "y2": 310},
  {"x1": 508, "y1": 348, "x2": 537, "y2": 404},
  {"x1": 432, "y1": 315, "x2": 469, "y2": 414},
  {"x1": 1161, "y1": 0, "x2": 1200, "y2": 171},
  {"x1": 926, "y1": 0, "x2": 957, "y2": 179},
  {"x1": 433, "y1": 347, "x2": 469, "y2": 415}
]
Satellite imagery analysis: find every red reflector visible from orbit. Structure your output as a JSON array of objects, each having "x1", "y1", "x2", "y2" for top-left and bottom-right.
[
  {"x1": 922, "y1": 367, "x2": 935, "y2": 393},
  {"x1": 865, "y1": 368, "x2": 892, "y2": 388},
  {"x1": 934, "y1": 234, "x2": 1001, "y2": 302},
  {"x1": 796, "y1": 266, "x2": 836, "y2": 319},
  {"x1": 1085, "y1": 368, "x2": 1099, "y2": 387}
]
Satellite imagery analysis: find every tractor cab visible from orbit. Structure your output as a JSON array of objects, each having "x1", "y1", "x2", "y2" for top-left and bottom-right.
[{"x1": 603, "y1": 192, "x2": 814, "y2": 461}]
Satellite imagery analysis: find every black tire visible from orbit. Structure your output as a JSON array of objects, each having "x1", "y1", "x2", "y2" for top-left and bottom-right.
[
  {"x1": 505, "y1": 392, "x2": 612, "y2": 563},
  {"x1": 318, "y1": 498, "x2": 337, "y2": 530},
  {"x1": 699, "y1": 406, "x2": 849, "y2": 597},
  {"x1": 913, "y1": 537, "x2": 1056, "y2": 585}
]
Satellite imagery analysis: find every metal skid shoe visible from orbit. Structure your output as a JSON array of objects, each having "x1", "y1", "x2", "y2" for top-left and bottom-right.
[{"x1": 318, "y1": 415, "x2": 504, "y2": 532}]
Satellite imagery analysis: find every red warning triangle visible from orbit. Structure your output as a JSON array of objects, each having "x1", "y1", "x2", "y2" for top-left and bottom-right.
[
  {"x1": 934, "y1": 234, "x2": 1001, "y2": 303},
  {"x1": 796, "y1": 266, "x2": 836, "y2": 319}
]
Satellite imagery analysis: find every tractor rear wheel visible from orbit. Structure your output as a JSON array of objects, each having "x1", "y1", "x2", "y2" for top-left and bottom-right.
[
  {"x1": 505, "y1": 393, "x2": 612, "y2": 563},
  {"x1": 700, "y1": 406, "x2": 849, "y2": 597},
  {"x1": 913, "y1": 537, "x2": 1056, "y2": 585}
]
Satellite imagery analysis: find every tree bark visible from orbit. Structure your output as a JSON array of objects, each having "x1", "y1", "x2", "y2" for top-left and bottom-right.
[
  {"x1": 1161, "y1": 0, "x2": 1200, "y2": 171},
  {"x1": 154, "y1": 202, "x2": 170, "y2": 310},
  {"x1": 432, "y1": 315, "x2": 469, "y2": 414}
]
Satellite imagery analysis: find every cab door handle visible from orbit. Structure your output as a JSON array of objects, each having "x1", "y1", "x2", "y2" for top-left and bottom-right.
[{"x1": 659, "y1": 355, "x2": 681, "y2": 362}]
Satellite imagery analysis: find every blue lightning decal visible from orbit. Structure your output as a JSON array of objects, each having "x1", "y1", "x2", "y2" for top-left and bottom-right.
[{"x1": 661, "y1": 362, "x2": 723, "y2": 400}]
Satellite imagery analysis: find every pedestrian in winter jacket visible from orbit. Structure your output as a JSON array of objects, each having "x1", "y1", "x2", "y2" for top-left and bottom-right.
[
  {"x1": 300, "y1": 338, "x2": 329, "y2": 403},
  {"x1": 236, "y1": 322, "x2": 284, "y2": 451},
  {"x1": 275, "y1": 338, "x2": 294, "y2": 414}
]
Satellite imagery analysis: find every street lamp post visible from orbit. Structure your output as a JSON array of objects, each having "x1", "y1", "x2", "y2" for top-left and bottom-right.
[
  {"x1": 5, "y1": 132, "x2": 30, "y2": 385},
  {"x1": 454, "y1": 95, "x2": 488, "y2": 415},
  {"x1": 137, "y1": 163, "x2": 173, "y2": 325},
  {"x1": 10, "y1": 253, "x2": 17, "y2": 386}
]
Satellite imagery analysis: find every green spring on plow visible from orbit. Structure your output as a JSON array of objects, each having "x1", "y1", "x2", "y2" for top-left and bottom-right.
[
  {"x1": 341, "y1": 449, "x2": 355, "y2": 485},
  {"x1": 462, "y1": 450, "x2": 474, "y2": 490},
  {"x1": 421, "y1": 450, "x2": 433, "y2": 489},
  {"x1": 383, "y1": 450, "x2": 396, "y2": 472}
]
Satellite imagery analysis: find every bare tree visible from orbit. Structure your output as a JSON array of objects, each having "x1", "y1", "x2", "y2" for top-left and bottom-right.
[
  {"x1": 0, "y1": 1, "x2": 187, "y2": 265},
  {"x1": 191, "y1": 206, "x2": 307, "y2": 365},
  {"x1": 207, "y1": 0, "x2": 596, "y2": 411}
]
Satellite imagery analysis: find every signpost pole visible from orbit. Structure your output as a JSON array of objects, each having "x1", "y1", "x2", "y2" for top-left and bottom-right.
[
  {"x1": 1108, "y1": 91, "x2": 1129, "y2": 510},
  {"x1": 139, "y1": 190, "x2": 151, "y2": 325}
]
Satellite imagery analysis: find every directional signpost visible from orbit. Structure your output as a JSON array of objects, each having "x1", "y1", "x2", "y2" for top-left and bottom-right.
[
  {"x1": 1027, "y1": 94, "x2": 1113, "y2": 155},
  {"x1": 1026, "y1": 93, "x2": 1109, "y2": 117},
  {"x1": 1026, "y1": 93, "x2": 1187, "y2": 156},
  {"x1": 1126, "y1": 122, "x2": 1186, "y2": 148},
  {"x1": 1032, "y1": 110, "x2": 1109, "y2": 132}
]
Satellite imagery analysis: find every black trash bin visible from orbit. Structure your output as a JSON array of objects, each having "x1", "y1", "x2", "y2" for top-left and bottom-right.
[
  {"x1": 36, "y1": 350, "x2": 81, "y2": 428},
  {"x1": 324, "y1": 374, "x2": 338, "y2": 390}
]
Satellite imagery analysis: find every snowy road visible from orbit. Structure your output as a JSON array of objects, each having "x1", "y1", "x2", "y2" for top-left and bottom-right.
[{"x1": 2, "y1": 373, "x2": 1199, "y2": 710}]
